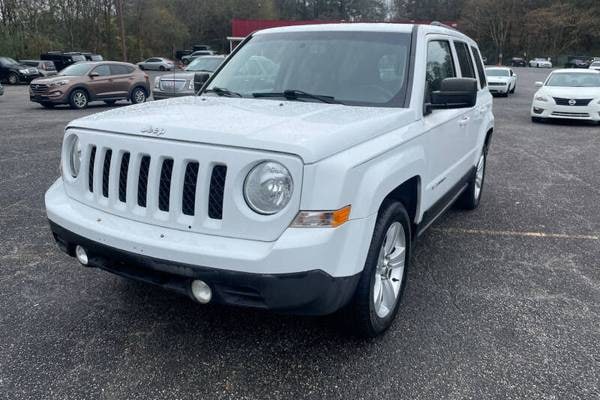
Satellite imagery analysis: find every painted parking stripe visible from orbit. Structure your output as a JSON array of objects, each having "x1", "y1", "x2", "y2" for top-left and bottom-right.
[{"x1": 432, "y1": 227, "x2": 599, "y2": 241}]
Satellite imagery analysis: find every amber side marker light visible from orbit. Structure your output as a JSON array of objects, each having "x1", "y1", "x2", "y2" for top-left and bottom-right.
[{"x1": 291, "y1": 205, "x2": 351, "y2": 228}]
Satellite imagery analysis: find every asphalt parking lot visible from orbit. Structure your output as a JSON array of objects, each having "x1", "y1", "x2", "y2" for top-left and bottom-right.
[{"x1": 1, "y1": 67, "x2": 599, "y2": 399}]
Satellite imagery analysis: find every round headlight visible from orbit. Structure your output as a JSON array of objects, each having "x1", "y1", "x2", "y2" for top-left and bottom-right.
[
  {"x1": 243, "y1": 161, "x2": 293, "y2": 215},
  {"x1": 69, "y1": 135, "x2": 82, "y2": 178}
]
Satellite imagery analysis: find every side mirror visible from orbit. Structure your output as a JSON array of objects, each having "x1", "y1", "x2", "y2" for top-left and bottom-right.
[
  {"x1": 89, "y1": 71, "x2": 99, "y2": 78},
  {"x1": 194, "y1": 72, "x2": 210, "y2": 92},
  {"x1": 426, "y1": 78, "x2": 477, "y2": 114},
  {"x1": 534, "y1": 81, "x2": 543, "y2": 87}
]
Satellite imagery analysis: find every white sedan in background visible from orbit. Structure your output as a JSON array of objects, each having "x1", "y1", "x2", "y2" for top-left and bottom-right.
[
  {"x1": 136, "y1": 57, "x2": 175, "y2": 71},
  {"x1": 529, "y1": 58, "x2": 553, "y2": 68},
  {"x1": 485, "y1": 67, "x2": 517, "y2": 96},
  {"x1": 531, "y1": 69, "x2": 600, "y2": 123},
  {"x1": 589, "y1": 61, "x2": 600, "y2": 71}
]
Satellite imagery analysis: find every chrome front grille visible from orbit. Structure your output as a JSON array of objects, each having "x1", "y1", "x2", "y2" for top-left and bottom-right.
[
  {"x1": 159, "y1": 79, "x2": 187, "y2": 92},
  {"x1": 30, "y1": 83, "x2": 49, "y2": 94},
  {"x1": 553, "y1": 97, "x2": 592, "y2": 106}
]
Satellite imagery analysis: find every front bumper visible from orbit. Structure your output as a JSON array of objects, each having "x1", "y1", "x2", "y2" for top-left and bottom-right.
[
  {"x1": 531, "y1": 101, "x2": 600, "y2": 121},
  {"x1": 46, "y1": 180, "x2": 375, "y2": 314},
  {"x1": 488, "y1": 83, "x2": 509, "y2": 94},
  {"x1": 49, "y1": 221, "x2": 359, "y2": 315}
]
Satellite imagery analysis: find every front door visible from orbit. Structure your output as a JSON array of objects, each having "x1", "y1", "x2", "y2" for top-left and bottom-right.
[{"x1": 87, "y1": 64, "x2": 113, "y2": 99}]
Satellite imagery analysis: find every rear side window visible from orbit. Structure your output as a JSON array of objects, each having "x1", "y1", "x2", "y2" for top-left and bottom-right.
[
  {"x1": 426, "y1": 40, "x2": 456, "y2": 92},
  {"x1": 110, "y1": 64, "x2": 131, "y2": 75},
  {"x1": 470, "y1": 46, "x2": 487, "y2": 88},
  {"x1": 454, "y1": 42, "x2": 476, "y2": 79}
]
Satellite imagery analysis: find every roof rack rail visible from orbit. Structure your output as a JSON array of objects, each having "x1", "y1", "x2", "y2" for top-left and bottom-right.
[{"x1": 430, "y1": 21, "x2": 458, "y2": 31}]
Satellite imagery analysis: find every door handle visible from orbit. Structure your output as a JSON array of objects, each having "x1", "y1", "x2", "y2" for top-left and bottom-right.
[{"x1": 458, "y1": 116, "x2": 470, "y2": 126}]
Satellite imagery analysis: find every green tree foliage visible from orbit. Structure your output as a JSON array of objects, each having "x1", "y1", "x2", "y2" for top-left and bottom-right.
[{"x1": 1, "y1": 0, "x2": 599, "y2": 63}]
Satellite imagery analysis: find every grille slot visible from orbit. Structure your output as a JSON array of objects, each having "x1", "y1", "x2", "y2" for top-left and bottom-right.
[
  {"x1": 182, "y1": 162, "x2": 199, "y2": 216},
  {"x1": 102, "y1": 149, "x2": 112, "y2": 198},
  {"x1": 208, "y1": 165, "x2": 227, "y2": 220},
  {"x1": 158, "y1": 159, "x2": 174, "y2": 212},
  {"x1": 88, "y1": 146, "x2": 96, "y2": 193},
  {"x1": 137, "y1": 155, "x2": 151, "y2": 207},
  {"x1": 118, "y1": 152, "x2": 130, "y2": 203}
]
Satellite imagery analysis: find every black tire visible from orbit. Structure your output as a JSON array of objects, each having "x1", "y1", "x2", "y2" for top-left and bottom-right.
[
  {"x1": 8, "y1": 72, "x2": 18, "y2": 85},
  {"x1": 103, "y1": 100, "x2": 117, "y2": 105},
  {"x1": 40, "y1": 102, "x2": 55, "y2": 109},
  {"x1": 348, "y1": 200, "x2": 412, "y2": 338},
  {"x1": 139, "y1": 65, "x2": 144, "y2": 70},
  {"x1": 130, "y1": 87, "x2": 147, "y2": 104},
  {"x1": 457, "y1": 144, "x2": 488, "y2": 210},
  {"x1": 159, "y1": 66, "x2": 166, "y2": 71},
  {"x1": 69, "y1": 89, "x2": 88, "y2": 109},
  {"x1": 510, "y1": 85, "x2": 516, "y2": 94}
]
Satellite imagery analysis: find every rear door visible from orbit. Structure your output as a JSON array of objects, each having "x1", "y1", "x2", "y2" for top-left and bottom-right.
[
  {"x1": 452, "y1": 40, "x2": 480, "y2": 162},
  {"x1": 109, "y1": 64, "x2": 134, "y2": 98},
  {"x1": 469, "y1": 45, "x2": 493, "y2": 155}
]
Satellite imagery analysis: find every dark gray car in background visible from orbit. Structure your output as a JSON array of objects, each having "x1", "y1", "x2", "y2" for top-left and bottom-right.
[{"x1": 153, "y1": 55, "x2": 225, "y2": 99}]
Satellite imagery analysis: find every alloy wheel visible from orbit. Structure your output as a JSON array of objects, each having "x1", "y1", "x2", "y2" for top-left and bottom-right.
[
  {"x1": 474, "y1": 152, "x2": 485, "y2": 201},
  {"x1": 373, "y1": 222, "x2": 406, "y2": 318}
]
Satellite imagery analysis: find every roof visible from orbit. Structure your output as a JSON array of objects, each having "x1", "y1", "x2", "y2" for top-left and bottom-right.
[{"x1": 256, "y1": 23, "x2": 415, "y2": 35}]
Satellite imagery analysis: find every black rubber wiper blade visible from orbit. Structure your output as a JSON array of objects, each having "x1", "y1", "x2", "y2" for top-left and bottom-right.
[
  {"x1": 253, "y1": 89, "x2": 341, "y2": 104},
  {"x1": 205, "y1": 87, "x2": 242, "y2": 97}
]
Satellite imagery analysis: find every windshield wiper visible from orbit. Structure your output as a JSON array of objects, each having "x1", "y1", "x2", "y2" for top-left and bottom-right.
[
  {"x1": 205, "y1": 87, "x2": 242, "y2": 97},
  {"x1": 252, "y1": 89, "x2": 342, "y2": 104}
]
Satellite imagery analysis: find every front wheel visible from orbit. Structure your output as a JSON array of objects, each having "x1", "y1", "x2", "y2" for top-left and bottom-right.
[
  {"x1": 69, "y1": 89, "x2": 88, "y2": 109},
  {"x1": 159, "y1": 66, "x2": 165, "y2": 71},
  {"x1": 457, "y1": 145, "x2": 487, "y2": 210},
  {"x1": 348, "y1": 201, "x2": 411, "y2": 337},
  {"x1": 8, "y1": 73, "x2": 18, "y2": 85}
]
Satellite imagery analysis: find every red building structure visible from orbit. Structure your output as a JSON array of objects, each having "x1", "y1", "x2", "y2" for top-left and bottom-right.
[{"x1": 227, "y1": 18, "x2": 458, "y2": 52}]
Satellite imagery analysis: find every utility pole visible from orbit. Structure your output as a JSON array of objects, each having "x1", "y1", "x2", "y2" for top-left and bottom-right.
[{"x1": 116, "y1": 0, "x2": 127, "y2": 61}]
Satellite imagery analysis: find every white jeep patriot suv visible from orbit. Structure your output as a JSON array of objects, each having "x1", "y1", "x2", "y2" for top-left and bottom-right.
[{"x1": 46, "y1": 23, "x2": 493, "y2": 337}]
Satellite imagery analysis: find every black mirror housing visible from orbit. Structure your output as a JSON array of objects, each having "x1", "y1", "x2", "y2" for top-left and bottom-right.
[
  {"x1": 194, "y1": 72, "x2": 210, "y2": 92},
  {"x1": 429, "y1": 78, "x2": 478, "y2": 111}
]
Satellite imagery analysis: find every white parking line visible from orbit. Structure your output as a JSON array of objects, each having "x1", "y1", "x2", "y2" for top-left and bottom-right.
[{"x1": 432, "y1": 227, "x2": 599, "y2": 241}]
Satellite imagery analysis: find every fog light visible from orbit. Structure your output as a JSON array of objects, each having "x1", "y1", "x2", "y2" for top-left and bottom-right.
[
  {"x1": 191, "y1": 280, "x2": 212, "y2": 304},
  {"x1": 533, "y1": 107, "x2": 544, "y2": 114},
  {"x1": 75, "y1": 245, "x2": 88, "y2": 265}
]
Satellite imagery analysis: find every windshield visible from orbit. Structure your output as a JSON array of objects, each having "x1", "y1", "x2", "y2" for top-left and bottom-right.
[
  {"x1": 71, "y1": 54, "x2": 86, "y2": 62},
  {"x1": 58, "y1": 63, "x2": 92, "y2": 76},
  {"x1": 546, "y1": 73, "x2": 600, "y2": 87},
  {"x1": 206, "y1": 31, "x2": 412, "y2": 107},
  {"x1": 0, "y1": 57, "x2": 19, "y2": 65},
  {"x1": 486, "y1": 69, "x2": 509, "y2": 77},
  {"x1": 186, "y1": 57, "x2": 223, "y2": 72}
]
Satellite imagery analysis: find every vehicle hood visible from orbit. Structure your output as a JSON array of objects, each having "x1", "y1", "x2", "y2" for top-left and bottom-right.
[
  {"x1": 537, "y1": 86, "x2": 600, "y2": 99},
  {"x1": 67, "y1": 96, "x2": 417, "y2": 163},
  {"x1": 32, "y1": 75, "x2": 80, "y2": 84}
]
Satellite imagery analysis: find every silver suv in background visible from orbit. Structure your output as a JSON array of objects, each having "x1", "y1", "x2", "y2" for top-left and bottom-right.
[{"x1": 153, "y1": 55, "x2": 225, "y2": 99}]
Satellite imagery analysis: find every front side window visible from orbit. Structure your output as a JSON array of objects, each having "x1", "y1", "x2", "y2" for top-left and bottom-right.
[
  {"x1": 206, "y1": 31, "x2": 412, "y2": 107},
  {"x1": 426, "y1": 40, "x2": 456, "y2": 93},
  {"x1": 58, "y1": 63, "x2": 92, "y2": 76},
  {"x1": 454, "y1": 41, "x2": 476, "y2": 79}
]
